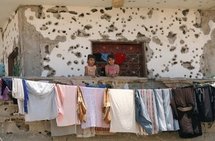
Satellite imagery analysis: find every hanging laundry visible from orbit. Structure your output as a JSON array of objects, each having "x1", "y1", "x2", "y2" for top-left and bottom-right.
[
  {"x1": 11, "y1": 78, "x2": 25, "y2": 114},
  {"x1": 162, "y1": 89, "x2": 179, "y2": 131},
  {"x1": 109, "y1": 89, "x2": 139, "y2": 133},
  {"x1": 0, "y1": 79, "x2": 10, "y2": 101},
  {"x1": 23, "y1": 80, "x2": 57, "y2": 122},
  {"x1": 135, "y1": 90, "x2": 152, "y2": 134},
  {"x1": 103, "y1": 88, "x2": 111, "y2": 124},
  {"x1": 77, "y1": 86, "x2": 87, "y2": 123},
  {"x1": 55, "y1": 84, "x2": 79, "y2": 126},
  {"x1": 79, "y1": 86, "x2": 110, "y2": 129},
  {"x1": 0, "y1": 77, "x2": 12, "y2": 101},
  {"x1": 138, "y1": 89, "x2": 159, "y2": 134},
  {"x1": 194, "y1": 84, "x2": 215, "y2": 122},
  {"x1": 154, "y1": 89, "x2": 179, "y2": 131},
  {"x1": 171, "y1": 87, "x2": 202, "y2": 138}
]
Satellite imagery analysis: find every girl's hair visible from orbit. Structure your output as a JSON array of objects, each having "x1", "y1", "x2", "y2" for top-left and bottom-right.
[
  {"x1": 87, "y1": 54, "x2": 95, "y2": 60},
  {"x1": 107, "y1": 54, "x2": 114, "y2": 60}
]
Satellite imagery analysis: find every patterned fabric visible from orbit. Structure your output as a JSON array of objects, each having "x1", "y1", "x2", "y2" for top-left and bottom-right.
[
  {"x1": 77, "y1": 86, "x2": 87, "y2": 123},
  {"x1": 103, "y1": 88, "x2": 111, "y2": 124},
  {"x1": 139, "y1": 89, "x2": 159, "y2": 134}
]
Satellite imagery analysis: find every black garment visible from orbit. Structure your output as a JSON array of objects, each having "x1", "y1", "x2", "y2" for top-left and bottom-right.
[
  {"x1": 171, "y1": 87, "x2": 202, "y2": 138},
  {"x1": 194, "y1": 84, "x2": 215, "y2": 122}
]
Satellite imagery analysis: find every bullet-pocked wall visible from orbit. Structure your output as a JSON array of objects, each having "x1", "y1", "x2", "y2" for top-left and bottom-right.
[
  {"x1": 2, "y1": 12, "x2": 19, "y2": 75},
  {"x1": 7, "y1": 5, "x2": 215, "y2": 78},
  {"x1": 0, "y1": 29, "x2": 3, "y2": 63}
]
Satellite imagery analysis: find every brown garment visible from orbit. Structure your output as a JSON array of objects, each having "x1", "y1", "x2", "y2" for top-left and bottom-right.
[
  {"x1": 171, "y1": 87, "x2": 202, "y2": 138},
  {"x1": 102, "y1": 88, "x2": 111, "y2": 124},
  {"x1": 77, "y1": 86, "x2": 87, "y2": 122}
]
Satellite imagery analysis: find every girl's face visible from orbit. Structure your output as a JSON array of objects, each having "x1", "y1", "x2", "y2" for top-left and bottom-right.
[
  {"x1": 88, "y1": 58, "x2": 95, "y2": 66},
  {"x1": 108, "y1": 58, "x2": 115, "y2": 65}
]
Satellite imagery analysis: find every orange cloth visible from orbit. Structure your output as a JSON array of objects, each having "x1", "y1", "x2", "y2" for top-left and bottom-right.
[
  {"x1": 77, "y1": 86, "x2": 87, "y2": 122},
  {"x1": 102, "y1": 88, "x2": 111, "y2": 124}
]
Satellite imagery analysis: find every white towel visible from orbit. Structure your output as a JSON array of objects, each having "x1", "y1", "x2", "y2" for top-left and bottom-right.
[{"x1": 109, "y1": 89, "x2": 139, "y2": 133}]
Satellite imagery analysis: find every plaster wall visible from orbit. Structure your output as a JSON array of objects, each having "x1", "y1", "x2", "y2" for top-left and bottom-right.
[
  {"x1": 17, "y1": 5, "x2": 215, "y2": 78},
  {"x1": 0, "y1": 30, "x2": 3, "y2": 63},
  {"x1": 1, "y1": 12, "x2": 19, "y2": 76}
]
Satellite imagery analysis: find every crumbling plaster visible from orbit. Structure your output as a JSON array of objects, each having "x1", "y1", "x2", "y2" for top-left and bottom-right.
[
  {"x1": 2, "y1": 12, "x2": 19, "y2": 75},
  {"x1": 2, "y1": 5, "x2": 215, "y2": 78}
]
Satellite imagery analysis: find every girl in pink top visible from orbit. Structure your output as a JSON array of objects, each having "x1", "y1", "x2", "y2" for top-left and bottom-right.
[
  {"x1": 85, "y1": 54, "x2": 98, "y2": 77},
  {"x1": 105, "y1": 54, "x2": 120, "y2": 77}
]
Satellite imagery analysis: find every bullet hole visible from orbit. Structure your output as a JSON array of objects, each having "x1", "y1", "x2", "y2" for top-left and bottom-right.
[
  {"x1": 104, "y1": 7, "x2": 112, "y2": 11},
  {"x1": 182, "y1": 9, "x2": 189, "y2": 16},
  {"x1": 91, "y1": 9, "x2": 98, "y2": 13},
  {"x1": 79, "y1": 13, "x2": 84, "y2": 17},
  {"x1": 101, "y1": 14, "x2": 111, "y2": 21},
  {"x1": 170, "y1": 46, "x2": 176, "y2": 51},
  {"x1": 45, "y1": 45, "x2": 50, "y2": 54},
  {"x1": 43, "y1": 57, "x2": 50, "y2": 62},
  {"x1": 74, "y1": 60, "x2": 78, "y2": 64},
  {"x1": 167, "y1": 31, "x2": 177, "y2": 44},
  {"x1": 181, "y1": 46, "x2": 189, "y2": 53},
  {"x1": 75, "y1": 52, "x2": 82, "y2": 58},
  {"x1": 100, "y1": 9, "x2": 104, "y2": 14},
  {"x1": 84, "y1": 25, "x2": 92, "y2": 30},
  {"x1": 67, "y1": 61, "x2": 71, "y2": 65},
  {"x1": 180, "y1": 40, "x2": 185, "y2": 44},
  {"x1": 69, "y1": 11, "x2": 78, "y2": 15},
  {"x1": 119, "y1": 8, "x2": 125, "y2": 13},
  {"x1": 147, "y1": 9, "x2": 153, "y2": 18},
  {"x1": 57, "y1": 54, "x2": 62, "y2": 58},
  {"x1": 195, "y1": 34, "x2": 199, "y2": 38}
]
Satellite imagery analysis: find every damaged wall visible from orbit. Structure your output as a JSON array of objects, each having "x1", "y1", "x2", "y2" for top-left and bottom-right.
[
  {"x1": 0, "y1": 29, "x2": 3, "y2": 63},
  {"x1": 3, "y1": 5, "x2": 215, "y2": 78},
  {"x1": 1, "y1": 12, "x2": 19, "y2": 76}
]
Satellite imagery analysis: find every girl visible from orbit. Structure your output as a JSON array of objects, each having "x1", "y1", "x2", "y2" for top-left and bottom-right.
[
  {"x1": 84, "y1": 54, "x2": 98, "y2": 77},
  {"x1": 105, "y1": 54, "x2": 120, "y2": 77}
]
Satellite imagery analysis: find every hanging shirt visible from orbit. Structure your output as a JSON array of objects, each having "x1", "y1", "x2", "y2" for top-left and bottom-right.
[
  {"x1": 171, "y1": 87, "x2": 202, "y2": 138},
  {"x1": 24, "y1": 80, "x2": 57, "y2": 121},
  {"x1": 80, "y1": 87, "x2": 110, "y2": 129},
  {"x1": 138, "y1": 89, "x2": 159, "y2": 134},
  {"x1": 153, "y1": 89, "x2": 178, "y2": 131},
  {"x1": 109, "y1": 89, "x2": 139, "y2": 133},
  {"x1": 135, "y1": 90, "x2": 152, "y2": 134},
  {"x1": 194, "y1": 84, "x2": 215, "y2": 122},
  {"x1": 12, "y1": 78, "x2": 25, "y2": 114},
  {"x1": 55, "y1": 84, "x2": 79, "y2": 126}
]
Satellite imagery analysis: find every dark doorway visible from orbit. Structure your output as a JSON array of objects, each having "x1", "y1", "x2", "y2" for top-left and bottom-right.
[
  {"x1": 92, "y1": 41, "x2": 146, "y2": 77},
  {"x1": 8, "y1": 47, "x2": 19, "y2": 76}
]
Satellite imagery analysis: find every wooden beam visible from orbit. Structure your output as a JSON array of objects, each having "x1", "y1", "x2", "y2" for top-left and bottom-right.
[{"x1": 112, "y1": 0, "x2": 124, "y2": 8}]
